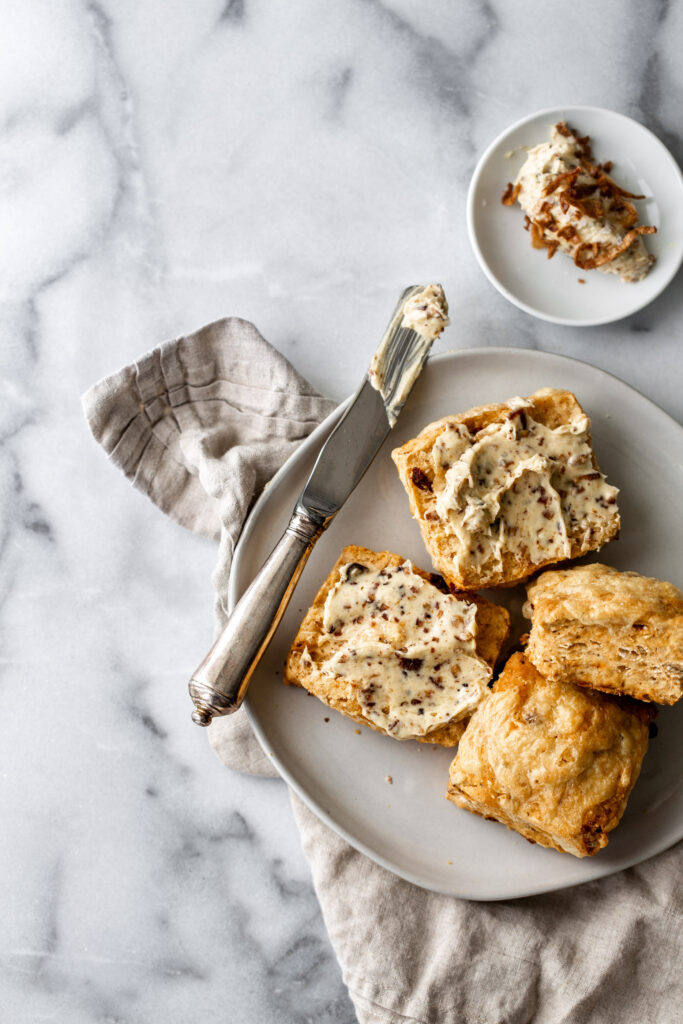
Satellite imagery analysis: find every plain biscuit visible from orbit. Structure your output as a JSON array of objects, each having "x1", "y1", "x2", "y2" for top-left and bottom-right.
[
  {"x1": 447, "y1": 652, "x2": 653, "y2": 856},
  {"x1": 525, "y1": 563, "x2": 683, "y2": 704}
]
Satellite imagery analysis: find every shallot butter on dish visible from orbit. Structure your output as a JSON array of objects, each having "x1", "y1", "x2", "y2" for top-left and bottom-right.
[{"x1": 503, "y1": 122, "x2": 656, "y2": 282}]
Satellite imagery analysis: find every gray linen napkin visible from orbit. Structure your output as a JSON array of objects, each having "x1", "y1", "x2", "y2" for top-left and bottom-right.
[{"x1": 83, "y1": 318, "x2": 682, "y2": 1024}]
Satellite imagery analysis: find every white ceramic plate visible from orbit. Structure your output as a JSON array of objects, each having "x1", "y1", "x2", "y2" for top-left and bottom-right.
[
  {"x1": 232, "y1": 349, "x2": 683, "y2": 899},
  {"x1": 467, "y1": 106, "x2": 683, "y2": 326}
]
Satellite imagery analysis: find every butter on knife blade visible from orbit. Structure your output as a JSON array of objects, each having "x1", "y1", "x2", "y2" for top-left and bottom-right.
[
  {"x1": 368, "y1": 283, "x2": 449, "y2": 427},
  {"x1": 188, "y1": 283, "x2": 449, "y2": 727}
]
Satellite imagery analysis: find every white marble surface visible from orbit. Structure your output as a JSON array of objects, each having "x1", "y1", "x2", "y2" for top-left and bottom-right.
[{"x1": 2, "y1": 1, "x2": 681, "y2": 1021}]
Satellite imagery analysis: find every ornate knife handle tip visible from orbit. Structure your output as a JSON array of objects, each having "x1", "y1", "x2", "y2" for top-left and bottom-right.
[{"x1": 188, "y1": 679, "x2": 238, "y2": 727}]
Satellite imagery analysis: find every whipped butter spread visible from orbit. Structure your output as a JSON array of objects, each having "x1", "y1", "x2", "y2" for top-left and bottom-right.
[
  {"x1": 369, "y1": 284, "x2": 449, "y2": 427},
  {"x1": 319, "y1": 560, "x2": 490, "y2": 739},
  {"x1": 505, "y1": 123, "x2": 655, "y2": 282},
  {"x1": 429, "y1": 399, "x2": 619, "y2": 574},
  {"x1": 400, "y1": 284, "x2": 450, "y2": 342}
]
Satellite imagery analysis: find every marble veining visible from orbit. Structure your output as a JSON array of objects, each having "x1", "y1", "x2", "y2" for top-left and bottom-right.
[{"x1": 1, "y1": 0, "x2": 681, "y2": 1021}]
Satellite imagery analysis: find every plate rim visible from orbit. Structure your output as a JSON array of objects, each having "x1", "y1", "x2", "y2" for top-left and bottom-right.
[
  {"x1": 466, "y1": 104, "x2": 683, "y2": 327},
  {"x1": 233, "y1": 347, "x2": 683, "y2": 899}
]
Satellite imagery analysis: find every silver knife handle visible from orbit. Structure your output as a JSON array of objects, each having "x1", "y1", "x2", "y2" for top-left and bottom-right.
[{"x1": 188, "y1": 507, "x2": 325, "y2": 727}]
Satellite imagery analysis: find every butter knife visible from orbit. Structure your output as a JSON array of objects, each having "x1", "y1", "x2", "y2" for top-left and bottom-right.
[{"x1": 188, "y1": 284, "x2": 449, "y2": 726}]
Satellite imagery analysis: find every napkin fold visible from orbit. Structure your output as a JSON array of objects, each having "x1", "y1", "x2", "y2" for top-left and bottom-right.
[
  {"x1": 83, "y1": 318, "x2": 682, "y2": 1024},
  {"x1": 82, "y1": 316, "x2": 335, "y2": 777}
]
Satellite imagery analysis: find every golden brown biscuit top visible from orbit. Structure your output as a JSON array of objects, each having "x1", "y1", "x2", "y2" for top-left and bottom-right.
[
  {"x1": 427, "y1": 393, "x2": 618, "y2": 575},
  {"x1": 452, "y1": 653, "x2": 650, "y2": 843},
  {"x1": 319, "y1": 559, "x2": 491, "y2": 739},
  {"x1": 525, "y1": 562, "x2": 683, "y2": 625}
]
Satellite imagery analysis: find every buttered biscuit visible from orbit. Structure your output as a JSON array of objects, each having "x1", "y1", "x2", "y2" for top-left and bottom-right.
[
  {"x1": 284, "y1": 545, "x2": 509, "y2": 746},
  {"x1": 447, "y1": 652, "x2": 652, "y2": 857},
  {"x1": 525, "y1": 563, "x2": 683, "y2": 704},
  {"x1": 391, "y1": 388, "x2": 620, "y2": 590}
]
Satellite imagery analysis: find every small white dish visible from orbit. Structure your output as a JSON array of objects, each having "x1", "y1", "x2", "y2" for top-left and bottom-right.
[
  {"x1": 231, "y1": 349, "x2": 683, "y2": 900},
  {"x1": 467, "y1": 106, "x2": 683, "y2": 326}
]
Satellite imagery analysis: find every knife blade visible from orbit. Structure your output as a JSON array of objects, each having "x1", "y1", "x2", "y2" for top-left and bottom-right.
[
  {"x1": 295, "y1": 379, "x2": 389, "y2": 523},
  {"x1": 188, "y1": 284, "x2": 449, "y2": 726}
]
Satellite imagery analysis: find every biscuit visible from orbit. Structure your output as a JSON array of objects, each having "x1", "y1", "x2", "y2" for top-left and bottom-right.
[
  {"x1": 447, "y1": 652, "x2": 652, "y2": 857},
  {"x1": 284, "y1": 545, "x2": 510, "y2": 746},
  {"x1": 391, "y1": 388, "x2": 620, "y2": 590},
  {"x1": 525, "y1": 563, "x2": 683, "y2": 704}
]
